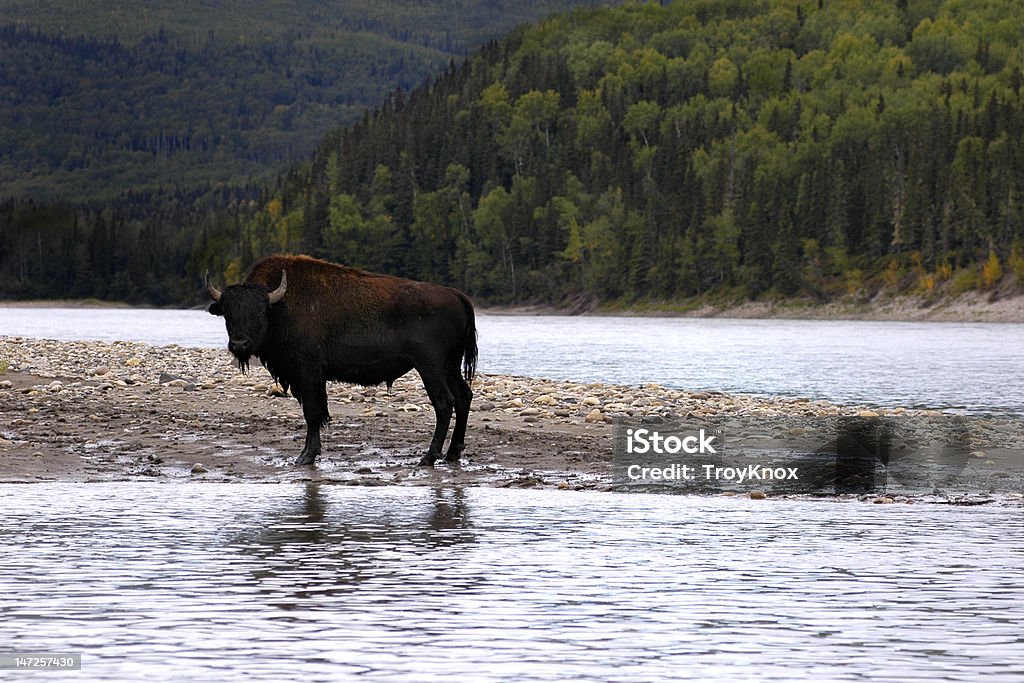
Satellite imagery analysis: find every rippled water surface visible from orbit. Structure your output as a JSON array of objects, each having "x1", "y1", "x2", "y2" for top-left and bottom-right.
[
  {"x1": 1, "y1": 307, "x2": 1022, "y2": 412},
  {"x1": 2, "y1": 484, "x2": 1023, "y2": 681}
]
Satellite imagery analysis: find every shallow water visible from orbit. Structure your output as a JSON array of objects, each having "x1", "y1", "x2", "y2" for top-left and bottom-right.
[
  {"x1": 2, "y1": 483, "x2": 1023, "y2": 681},
  {"x1": 2, "y1": 307, "x2": 1023, "y2": 413}
]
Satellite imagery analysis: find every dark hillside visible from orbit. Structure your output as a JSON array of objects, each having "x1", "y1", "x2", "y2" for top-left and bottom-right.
[
  {"x1": 240, "y1": 0, "x2": 1024, "y2": 306},
  {"x1": 3, "y1": 0, "x2": 1023, "y2": 307},
  {"x1": 0, "y1": 0, "x2": 611, "y2": 201}
]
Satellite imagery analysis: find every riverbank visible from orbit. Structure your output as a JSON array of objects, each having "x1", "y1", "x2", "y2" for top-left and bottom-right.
[
  {"x1": 663, "y1": 290, "x2": 1024, "y2": 323},
  {"x1": 5, "y1": 289, "x2": 1024, "y2": 322},
  {"x1": 1, "y1": 337, "x2": 1020, "y2": 502},
  {"x1": 0, "y1": 298, "x2": 139, "y2": 309},
  {"x1": 490, "y1": 290, "x2": 1024, "y2": 323}
]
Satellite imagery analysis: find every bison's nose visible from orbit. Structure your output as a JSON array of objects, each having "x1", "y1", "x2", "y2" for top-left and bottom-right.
[{"x1": 229, "y1": 338, "x2": 250, "y2": 355}]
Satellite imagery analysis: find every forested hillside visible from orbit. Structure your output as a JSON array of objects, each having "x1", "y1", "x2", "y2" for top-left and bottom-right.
[
  {"x1": 220, "y1": 0, "x2": 1024, "y2": 306},
  {"x1": 3, "y1": 0, "x2": 1024, "y2": 306},
  {"x1": 0, "y1": 0, "x2": 608, "y2": 201}
]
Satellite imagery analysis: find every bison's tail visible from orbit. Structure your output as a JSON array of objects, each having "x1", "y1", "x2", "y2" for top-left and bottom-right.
[{"x1": 460, "y1": 294, "x2": 478, "y2": 385}]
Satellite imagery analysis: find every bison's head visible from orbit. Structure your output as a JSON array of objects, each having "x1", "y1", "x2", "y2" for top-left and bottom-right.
[{"x1": 206, "y1": 270, "x2": 287, "y2": 370}]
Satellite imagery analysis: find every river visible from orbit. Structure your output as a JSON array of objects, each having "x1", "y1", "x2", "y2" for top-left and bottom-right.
[
  {"x1": 0, "y1": 307, "x2": 1021, "y2": 413},
  {"x1": 2, "y1": 310, "x2": 1024, "y2": 680},
  {"x1": 2, "y1": 483, "x2": 1023, "y2": 682}
]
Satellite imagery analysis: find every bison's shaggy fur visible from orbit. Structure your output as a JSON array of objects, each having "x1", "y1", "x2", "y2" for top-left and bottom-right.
[{"x1": 208, "y1": 254, "x2": 477, "y2": 466}]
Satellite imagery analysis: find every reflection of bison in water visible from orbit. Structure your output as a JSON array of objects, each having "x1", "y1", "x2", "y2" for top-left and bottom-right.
[{"x1": 206, "y1": 254, "x2": 477, "y2": 467}]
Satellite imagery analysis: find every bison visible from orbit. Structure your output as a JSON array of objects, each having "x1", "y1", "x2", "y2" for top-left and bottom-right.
[{"x1": 205, "y1": 254, "x2": 477, "y2": 467}]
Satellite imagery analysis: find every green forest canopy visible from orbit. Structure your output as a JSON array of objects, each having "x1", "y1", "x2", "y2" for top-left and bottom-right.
[
  {"x1": 3, "y1": 0, "x2": 1024, "y2": 306},
  {"x1": 0, "y1": 0, "x2": 610, "y2": 201}
]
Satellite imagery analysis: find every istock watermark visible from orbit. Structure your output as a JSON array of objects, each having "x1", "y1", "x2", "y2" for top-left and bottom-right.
[
  {"x1": 613, "y1": 415, "x2": 1024, "y2": 495},
  {"x1": 623, "y1": 462, "x2": 799, "y2": 484},
  {"x1": 615, "y1": 419, "x2": 820, "y2": 493},
  {"x1": 625, "y1": 427, "x2": 718, "y2": 455}
]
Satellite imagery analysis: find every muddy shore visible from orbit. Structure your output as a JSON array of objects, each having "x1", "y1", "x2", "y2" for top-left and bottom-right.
[{"x1": 1, "y1": 337, "x2": 1021, "y2": 504}]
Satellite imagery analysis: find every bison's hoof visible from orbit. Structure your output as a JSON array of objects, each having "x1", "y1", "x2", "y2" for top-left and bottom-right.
[
  {"x1": 417, "y1": 455, "x2": 437, "y2": 467},
  {"x1": 294, "y1": 452, "x2": 319, "y2": 467}
]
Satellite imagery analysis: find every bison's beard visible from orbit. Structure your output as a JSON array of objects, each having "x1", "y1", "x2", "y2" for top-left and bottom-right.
[{"x1": 232, "y1": 351, "x2": 252, "y2": 374}]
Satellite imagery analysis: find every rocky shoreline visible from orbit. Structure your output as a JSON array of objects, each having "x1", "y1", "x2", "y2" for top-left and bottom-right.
[{"x1": 1, "y1": 336, "x2": 1020, "y2": 504}]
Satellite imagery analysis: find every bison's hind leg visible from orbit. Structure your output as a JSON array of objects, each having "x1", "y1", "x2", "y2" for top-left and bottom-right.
[
  {"x1": 416, "y1": 368, "x2": 456, "y2": 467},
  {"x1": 443, "y1": 371, "x2": 472, "y2": 463}
]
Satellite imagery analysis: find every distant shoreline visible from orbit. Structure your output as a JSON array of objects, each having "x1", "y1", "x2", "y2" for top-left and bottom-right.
[
  {"x1": 0, "y1": 299, "x2": 140, "y2": 309},
  {"x1": 488, "y1": 291, "x2": 1024, "y2": 323},
  {"x1": 3, "y1": 291, "x2": 1024, "y2": 323}
]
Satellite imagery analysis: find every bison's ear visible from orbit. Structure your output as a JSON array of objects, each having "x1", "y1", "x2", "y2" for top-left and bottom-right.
[{"x1": 208, "y1": 302, "x2": 223, "y2": 316}]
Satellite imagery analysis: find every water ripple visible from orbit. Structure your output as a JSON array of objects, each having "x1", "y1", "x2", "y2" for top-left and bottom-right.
[{"x1": 1, "y1": 484, "x2": 1023, "y2": 681}]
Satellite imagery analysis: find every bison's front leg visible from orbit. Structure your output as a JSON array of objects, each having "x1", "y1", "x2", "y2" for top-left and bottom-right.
[
  {"x1": 295, "y1": 422, "x2": 322, "y2": 466},
  {"x1": 294, "y1": 381, "x2": 329, "y2": 466}
]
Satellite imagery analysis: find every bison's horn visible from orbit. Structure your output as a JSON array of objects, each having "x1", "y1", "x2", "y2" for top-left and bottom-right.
[
  {"x1": 205, "y1": 270, "x2": 222, "y2": 302},
  {"x1": 267, "y1": 270, "x2": 287, "y2": 305}
]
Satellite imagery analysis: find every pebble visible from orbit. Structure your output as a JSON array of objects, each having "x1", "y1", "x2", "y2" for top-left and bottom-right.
[
  {"x1": 749, "y1": 490, "x2": 767, "y2": 500},
  {"x1": 190, "y1": 463, "x2": 208, "y2": 474},
  {"x1": 0, "y1": 336, "x2": 987, "y2": 433}
]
